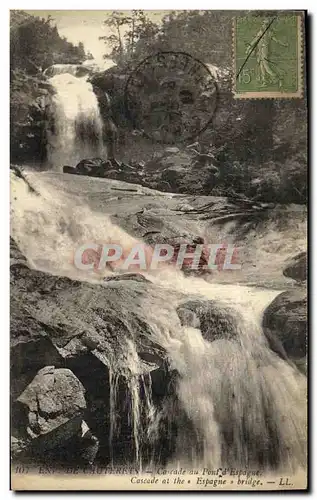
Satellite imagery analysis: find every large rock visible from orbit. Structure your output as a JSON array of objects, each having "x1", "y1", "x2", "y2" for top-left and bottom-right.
[
  {"x1": 64, "y1": 158, "x2": 109, "y2": 177},
  {"x1": 88, "y1": 67, "x2": 126, "y2": 95},
  {"x1": 12, "y1": 365, "x2": 100, "y2": 465},
  {"x1": 177, "y1": 299, "x2": 241, "y2": 342},
  {"x1": 14, "y1": 366, "x2": 86, "y2": 449},
  {"x1": 262, "y1": 290, "x2": 307, "y2": 362},
  {"x1": 283, "y1": 252, "x2": 307, "y2": 282}
]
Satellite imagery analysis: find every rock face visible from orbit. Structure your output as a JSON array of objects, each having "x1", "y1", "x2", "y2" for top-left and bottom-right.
[
  {"x1": 11, "y1": 242, "x2": 166, "y2": 374},
  {"x1": 10, "y1": 73, "x2": 54, "y2": 164},
  {"x1": 10, "y1": 236, "x2": 28, "y2": 267},
  {"x1": 88, "y1": 67, "x2": 129, "y2": 131},
  {"x1": 283, "y1": 252, "x2": 307, "y2": 282},
  {"x1": 262, "y1": 290, "x2": 307, "y2": 365}
]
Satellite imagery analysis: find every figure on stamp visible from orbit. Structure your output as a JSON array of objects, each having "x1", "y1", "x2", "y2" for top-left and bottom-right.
[{"x1": 245, "y1": 18, "x2": 288, "y2": 88}]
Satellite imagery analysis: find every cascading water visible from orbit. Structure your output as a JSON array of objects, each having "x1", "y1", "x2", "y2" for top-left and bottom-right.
[
  {"x1": 10, "y1": 170, "x2": 307, "y2": 474},
  {"x1": 45, "y1": 64, "x2": 104, "y2": 169},
  {"x1": 141, "y1": 282, "x2": 307, "y2": 472}
]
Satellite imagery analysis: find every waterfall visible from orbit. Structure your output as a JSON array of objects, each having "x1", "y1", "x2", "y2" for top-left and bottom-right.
[
  {"x1": 10, "y1": 172, "x2": 306, "y2": 471},
  {"x1": 141, "y1": 284, "x2": 307, "y2": 471},
  {"x1": 93, "y1": 339, "x2": 159, "y2": 470},
  {"x1": 108, "y1": 369, "x2": 120, "y2": 465},
  {"x1": 45, "y1": 64, "x2": 104, "y2": 169}
]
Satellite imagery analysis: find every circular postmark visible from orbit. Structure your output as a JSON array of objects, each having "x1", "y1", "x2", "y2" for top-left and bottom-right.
[{"x1": 124, "y1": 52, "x2": 218, "y2": 143}]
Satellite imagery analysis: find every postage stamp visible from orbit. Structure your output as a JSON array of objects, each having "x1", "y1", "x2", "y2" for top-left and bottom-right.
[{"x1": 233, "y1": 13, "x2": 304, "y2": 98}]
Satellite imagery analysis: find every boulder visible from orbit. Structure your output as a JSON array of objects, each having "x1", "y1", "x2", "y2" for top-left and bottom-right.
[
  {"x1": 262, "y1": 290, "x2": 307, "y2": 361},
  {"x1": 104, "y1": 273, "x2": 150, "y2": 283},
  {"x1": 15, "y1": 366, "x2": 86, "y2": 449},
  {"x1": 11, "y1": 435, "x2": 28, "y2": 457},
  {"x1": 63, "y1": 165, "x2": 76, "y2": 174},
  {"x1": 73, "y1": 157, "x2": 109, "y2": 177},
  {"x1": 177, "y1": 300, "x2": 241, "y2": 343},
  {"x1": 12, "y1": 366, "x2": 100, "y2": 465},
  {"x1": 283, "y1": 252, "x2": 307, "y2": 282}
]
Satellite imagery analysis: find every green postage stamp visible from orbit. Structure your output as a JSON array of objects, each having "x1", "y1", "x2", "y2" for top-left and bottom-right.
[{"x1": 233, "y1": 12, "x2": 304, "y2": 98}]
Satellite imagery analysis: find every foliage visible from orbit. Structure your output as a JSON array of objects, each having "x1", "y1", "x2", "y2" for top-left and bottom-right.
[
  {"x1": 100, "y1": 10, "x2": 159, "y2": 66},
  {"x1": 10, "y1": 10, "x2": 86, "y2": 73},
  {"x1": 213, "y1": 157, "x2": 307, "y2": 204},
  {"x1": 100, "y1": 10, "x2": 234, "y2": 68}
]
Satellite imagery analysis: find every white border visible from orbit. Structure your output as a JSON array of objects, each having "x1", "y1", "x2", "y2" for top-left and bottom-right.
[{"x1": 2, "y1": 1, "x2": 315, "y2": 498}]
